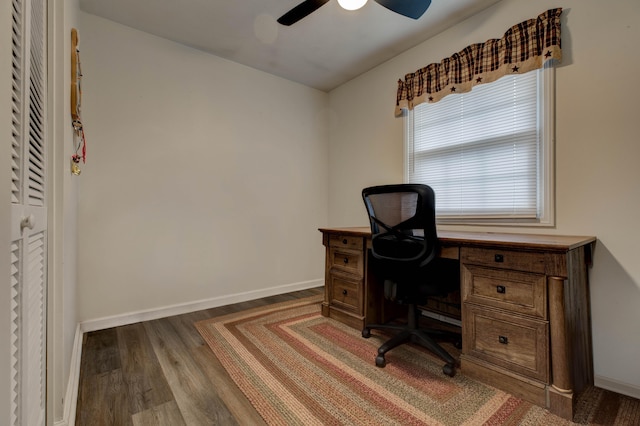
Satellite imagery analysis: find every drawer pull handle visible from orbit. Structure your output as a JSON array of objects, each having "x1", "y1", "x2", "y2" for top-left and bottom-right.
[
  {"x1": 496, "y1": 285, "x2": 506, "y2": 294},
  {"x1": 342, "y1": 289, "x2": 348, "y2": 295},
  {"x1": 342, "y1": 239, "x2": 348, "y2": 244},
  {"x1": 343, "y1": 257, "x2": 349, "y2": 264},
  {"x1": 494, "y1": 254, "x2": 504, "y2": 262},
  {"x1": 499, "y1": 336, "x2": 509, "y2": 345}
]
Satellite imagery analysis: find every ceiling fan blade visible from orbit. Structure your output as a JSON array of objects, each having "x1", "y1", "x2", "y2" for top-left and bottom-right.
[
  {"x1": 374, "y1": 0, "x2": 432, "y2": 20},
  {"x1": 277, "y1": 0, "x2": 330, "y2": 26}
]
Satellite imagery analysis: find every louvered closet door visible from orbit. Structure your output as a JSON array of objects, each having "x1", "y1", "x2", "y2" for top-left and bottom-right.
[{"x1": 9, "y1": 0, "x2": 48, "y2": 425}]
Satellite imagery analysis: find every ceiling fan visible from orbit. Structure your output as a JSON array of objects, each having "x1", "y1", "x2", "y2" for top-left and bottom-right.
[{"x1": 277, "y1": 0, "x2": 432, "y2": 26}]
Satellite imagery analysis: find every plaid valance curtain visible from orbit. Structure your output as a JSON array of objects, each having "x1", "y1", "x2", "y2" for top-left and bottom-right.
[{"x1": 395, "y1": 8, "x2": 562, "y2": 116}]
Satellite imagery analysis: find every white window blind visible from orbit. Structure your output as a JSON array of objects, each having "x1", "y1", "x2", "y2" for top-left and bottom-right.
[{"x1": 406, "y1": 69, "x2": 552, "y2": 222}]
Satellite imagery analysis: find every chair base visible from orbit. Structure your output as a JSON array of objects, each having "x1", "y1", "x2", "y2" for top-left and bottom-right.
[{"x1": 362, "y1": 304, "x2": 460, "y2": 377}]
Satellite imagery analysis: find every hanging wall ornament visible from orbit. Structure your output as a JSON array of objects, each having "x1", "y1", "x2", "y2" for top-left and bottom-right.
[{"x1": 71, "y1": 28, "x2": 86, "y2": 175}]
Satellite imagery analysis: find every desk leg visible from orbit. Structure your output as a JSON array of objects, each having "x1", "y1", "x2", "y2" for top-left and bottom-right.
[{"x1": 548, "y1": 276, "x2": 574, "y2": 420}]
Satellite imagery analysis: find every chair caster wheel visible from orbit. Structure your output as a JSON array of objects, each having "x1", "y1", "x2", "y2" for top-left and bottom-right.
[
  {"x1": 375, "y1": 355, "x2": 386, "y2": 368},
  {"x1": 443, "y1": 363, "x2": 455, "y2": 377},
  {"x1": 362, "y1": 328, "x2": 371, "y2": 338}
]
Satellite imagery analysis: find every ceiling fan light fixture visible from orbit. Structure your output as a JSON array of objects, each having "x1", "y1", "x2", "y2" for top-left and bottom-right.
[{"x1": 337, "y1": 0, "x2": 368, "y2": 11}]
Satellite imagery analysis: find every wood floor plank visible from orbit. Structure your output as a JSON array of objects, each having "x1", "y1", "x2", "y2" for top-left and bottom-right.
[
  {"x1": 82, "y1": 328, "x2": 121, "y2": 376},
  {"x1": 131, "y1": 400, "x2": 187, "y2": 426},
  {"x1": 144, "y1": 318, "x2": 239, "y2": 425},
  {"x1": 166, "y1": 310, "x2": 211, "y2": 349},
  {"x1": 191, "y1": 344, "x2": 268, "y2": 425},
  {"x1": 116, "y1": 322, "x2": 175, "y2": 415},
  {"x1": 76, "y1": 369, "x2": 133, "y2": 426},
  {"x1": 76, "y1": 328, "x2": 126, "y2": 425}
]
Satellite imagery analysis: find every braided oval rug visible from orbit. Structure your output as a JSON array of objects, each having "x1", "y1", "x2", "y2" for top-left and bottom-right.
[{"x1": 196, "y1": 295, "x2": 638, "y2": 426}]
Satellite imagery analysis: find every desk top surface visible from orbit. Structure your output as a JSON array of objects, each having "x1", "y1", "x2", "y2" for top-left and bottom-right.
[{"x1": 319, "y1": 227, "x2": 596, "y2": 252}]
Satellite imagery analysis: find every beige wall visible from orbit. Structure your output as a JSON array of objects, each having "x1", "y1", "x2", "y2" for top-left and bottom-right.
[
  {"x1": 77, "y1": 13, "x2": 330, "y2": 322},
  {"x1": 328, "y1": 0, "x2": 640, "y2": 395}
]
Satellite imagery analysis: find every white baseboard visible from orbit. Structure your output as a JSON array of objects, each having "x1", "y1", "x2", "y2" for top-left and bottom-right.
[
  {"x1": 80, "y1": 279, "x2": 324, "y2": 332},
  {"x1": 54, "y1": 324, "x2": 83, "y2": 426},
  {"x1": 594, "y1": 375, "x2": 640, "y2": 400}
]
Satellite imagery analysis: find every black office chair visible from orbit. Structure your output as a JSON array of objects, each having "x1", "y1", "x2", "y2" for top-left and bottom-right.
[{"x1": 361, "y1": 184, "x2": 460, "y2": 376}]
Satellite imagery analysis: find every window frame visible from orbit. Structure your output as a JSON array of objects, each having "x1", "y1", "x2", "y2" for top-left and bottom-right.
[{"x1": 403, "y1": 66, "x2": 556, "y2": 227}]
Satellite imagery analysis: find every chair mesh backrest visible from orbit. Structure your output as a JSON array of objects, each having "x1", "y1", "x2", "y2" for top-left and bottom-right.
[{"x1": 362, "y1": 184, "x2": 438, "y2": 265}]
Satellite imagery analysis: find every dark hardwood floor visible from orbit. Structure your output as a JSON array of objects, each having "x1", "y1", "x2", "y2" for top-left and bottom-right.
[
  {"x1": 75, "y1": 285, "x2": 639, "y2": 425},
  {"x1": 75, "y1": 287, "x2": 324, "y2": 426}
]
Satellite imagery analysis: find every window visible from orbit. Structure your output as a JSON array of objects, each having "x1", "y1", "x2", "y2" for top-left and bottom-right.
[{"x1": 405, "y1": 67, "x2": 555, "y2": 226}]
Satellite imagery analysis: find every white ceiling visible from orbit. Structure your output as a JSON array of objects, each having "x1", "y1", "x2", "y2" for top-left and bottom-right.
[{"x1": 79, "y1": 0, "x2": 503, "y2": 92}]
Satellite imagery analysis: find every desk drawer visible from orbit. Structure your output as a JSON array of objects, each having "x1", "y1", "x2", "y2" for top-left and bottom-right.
[
  {"x1": 329, "y1": 248, "x2": 364, "y2": 277},
  {"x1": 463, "y1": 304, "x2": 549, "y2": 382},
  {"x1": 461, "y1": 247, "x2": 546, "y2": 274},
  {"x1": 462, "y1": 264, "x2": 547, "y2": 319},
  {"x1": 329, "y1": 234, "x2": 364, "y2": 250},
  {"x1": 330, "y1": 275, "x2": 362, "y2": 313}
]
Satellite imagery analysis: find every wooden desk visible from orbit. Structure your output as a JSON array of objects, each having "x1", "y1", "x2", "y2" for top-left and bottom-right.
[{"x1": 319, "y1": 226, "x2": 596, "y2": 420}]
